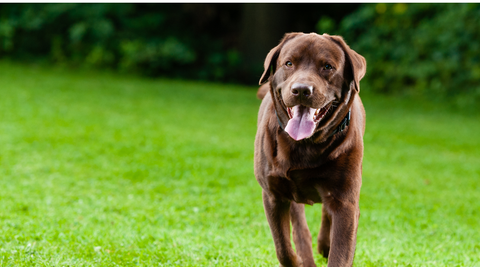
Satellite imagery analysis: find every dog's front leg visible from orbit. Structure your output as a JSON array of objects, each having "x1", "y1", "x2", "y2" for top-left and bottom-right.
[
  {"x1": 326, "y1": 202, "x2": 359, "y2": 267},
  {"x1": 263, "y1": 190, "x2": 303, "y2": 267}
]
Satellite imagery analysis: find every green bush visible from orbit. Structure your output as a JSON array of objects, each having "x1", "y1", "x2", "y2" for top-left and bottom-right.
[
  {"x1": 0, "y1": 3, "x2": 243, "y2": 82},
  {"x1": 319, "y1": 3, "x2": 480, "y2": 107},
  {"x1": 2, "y1": 3, "x2": 480, "y2": 103}
]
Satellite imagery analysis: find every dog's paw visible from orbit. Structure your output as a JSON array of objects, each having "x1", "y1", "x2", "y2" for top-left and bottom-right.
[{"x1": 279, "y1": 255, "x2": 304, "y2": 267}]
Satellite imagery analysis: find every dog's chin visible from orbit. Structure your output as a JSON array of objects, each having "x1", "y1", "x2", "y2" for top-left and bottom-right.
[{"x1": 284, "y1": 103, "x2": 332, "y2": 141}]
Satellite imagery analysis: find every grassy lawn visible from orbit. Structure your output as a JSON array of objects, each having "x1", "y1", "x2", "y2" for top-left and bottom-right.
[{"x1": 0, "y1": 60, "x2": 478, "y2": 266}]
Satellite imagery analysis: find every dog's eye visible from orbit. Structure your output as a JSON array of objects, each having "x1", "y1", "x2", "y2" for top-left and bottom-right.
[
  {"x1": 285, "y1": 61, "x2": 293, "y2": 68},
  {"x1": 324, "y1": 64, "x2": 333, "y2": 70}
]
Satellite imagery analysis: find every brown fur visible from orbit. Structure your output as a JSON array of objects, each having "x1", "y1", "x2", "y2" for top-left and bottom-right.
[{"x1": 254, "y1": 32, "x2": 366, "y2": 267}]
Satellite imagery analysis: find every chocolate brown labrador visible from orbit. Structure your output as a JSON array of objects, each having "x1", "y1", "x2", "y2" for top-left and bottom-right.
[{"x1": 254, "y1": 32, "x2": 366, "y2": 267}]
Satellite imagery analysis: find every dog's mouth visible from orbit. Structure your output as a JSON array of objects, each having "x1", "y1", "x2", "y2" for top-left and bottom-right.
[{"x1": 284, "y1": 103, "x2": 332, "y2": 141}]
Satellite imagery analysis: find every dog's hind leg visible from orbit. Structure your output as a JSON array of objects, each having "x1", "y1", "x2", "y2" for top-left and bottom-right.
[
  {"x1": 317, "y1": 204, "x2": 331, "y2": 258},
  {"x1": 290, "y1": 202, "x2": 317, "y2": 267}
]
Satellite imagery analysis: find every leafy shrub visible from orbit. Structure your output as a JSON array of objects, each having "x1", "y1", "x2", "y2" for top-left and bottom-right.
[
  {"x1": 0, "y1": 3, "x2": 243, "y2": 82},
  {"x1": 318, "y1": 3, "x2": 480, "y2": 107}
]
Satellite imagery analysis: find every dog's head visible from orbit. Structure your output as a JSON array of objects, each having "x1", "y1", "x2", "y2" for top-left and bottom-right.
[{"x1": 259, "y1": 32, "x2": 366, "y2": 141}]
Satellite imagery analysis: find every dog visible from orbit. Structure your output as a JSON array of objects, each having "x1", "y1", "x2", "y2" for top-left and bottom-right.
[{"x1": 254, "y1": 32, "x2": 366, "y2": 267}]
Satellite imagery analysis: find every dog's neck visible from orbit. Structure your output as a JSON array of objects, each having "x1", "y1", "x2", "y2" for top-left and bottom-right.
[{"x1": 329, "y1": 109, "x2": 351, "y2": 136}]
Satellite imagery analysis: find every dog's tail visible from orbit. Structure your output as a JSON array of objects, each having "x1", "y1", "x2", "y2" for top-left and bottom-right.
[{"x1": 256, "y1": 82, "x2": 270, "y2": 100}]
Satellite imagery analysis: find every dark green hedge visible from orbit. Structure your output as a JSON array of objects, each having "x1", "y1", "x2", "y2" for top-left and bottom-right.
[
  {"x1": 1, "y1": 3, "x2": 479, "y2": 105},
  {"x1": 0, "y1": 4, "x2": 244, "y2": 81},
  {"x1": 321, "y1": 3, "x2": 480, "y2": 105}
]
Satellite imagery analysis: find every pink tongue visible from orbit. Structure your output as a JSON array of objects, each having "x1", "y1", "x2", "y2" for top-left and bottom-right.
[{"x1": 284, "y1": 105, "x2": 316, "y2": 141}]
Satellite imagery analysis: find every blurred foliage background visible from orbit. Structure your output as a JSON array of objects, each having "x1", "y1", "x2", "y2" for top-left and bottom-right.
[
  {"x1": 0, "y1": 3, "x2": 479, "y2": 107},
  {"x1": 332, "y1": 3, "x2": 480, "y2": 108}
]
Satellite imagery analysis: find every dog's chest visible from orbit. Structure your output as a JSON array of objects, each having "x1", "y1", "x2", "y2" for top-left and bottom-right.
[
  {"x1": 267, "y1": 167, "x2": 329, "y2": 205},
  {"x1": 264, "y1": 136, "x2": 336, "y2": 204}
]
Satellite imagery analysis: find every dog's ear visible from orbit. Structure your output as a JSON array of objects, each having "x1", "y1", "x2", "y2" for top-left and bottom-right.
[
  {"x1": 259, "y1": 32, "x2": 303, "y2": 85},
  {"x1": 325, "y1": 34, "x2": 366, "y2": 92}
]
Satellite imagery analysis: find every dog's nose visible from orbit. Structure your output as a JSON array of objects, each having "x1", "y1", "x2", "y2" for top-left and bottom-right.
[{"x1": 291, "y1": 83, "x2": 313, "y2": 98}]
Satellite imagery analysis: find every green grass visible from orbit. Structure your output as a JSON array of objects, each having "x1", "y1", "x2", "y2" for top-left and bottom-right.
[{"x1": 0, "y1": 60, "x2": 479, "y2": 266}]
